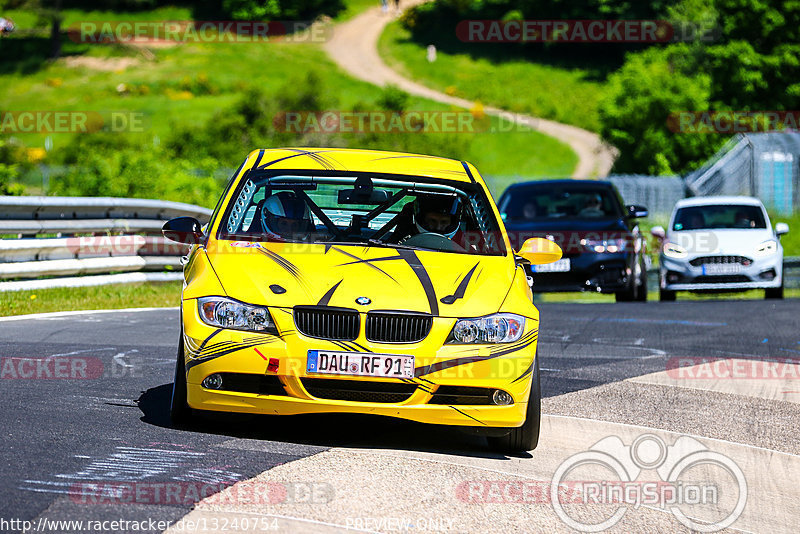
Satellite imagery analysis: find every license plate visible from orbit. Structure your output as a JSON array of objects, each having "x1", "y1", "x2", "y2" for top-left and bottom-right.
[
  {"x1": 702, "y1": 263, "x2": 742, "y2": 275},
  {"x1": 533, "y1": 258, "x2": 571, "y2": 273},
  {"x1": 306, "y1": 350, "x2": 414, "y2": 379}
]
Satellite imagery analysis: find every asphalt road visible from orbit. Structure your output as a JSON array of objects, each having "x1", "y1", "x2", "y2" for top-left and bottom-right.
[{"x1": 1, "y1": 300, "x2": 798, "y2": 533}]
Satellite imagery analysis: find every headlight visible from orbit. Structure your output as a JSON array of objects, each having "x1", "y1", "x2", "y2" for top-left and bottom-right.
[
  {"x1": 580, "y1": 238, "x2": 628, "y2": 253},
  {"x1": 448, "y1": 313, "x2": 525, "y2": 344},
  {"x1": 197, "y1": 296, "x2": 276, "y2": 333},
  {"x1": 754, "y1": 239, "x2": 778, "y2": 257},
  {"x1": 662, "y1": 242, "x2": 688, "y2": 259}
]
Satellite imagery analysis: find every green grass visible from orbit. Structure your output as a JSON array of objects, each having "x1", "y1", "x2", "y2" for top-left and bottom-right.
[
  {"x1": 771, "y1": 212, "x2": 800, "y2": 257},
  {"x1": 378, "y1": 21, "x2": 606, "y2": 133},
  {"x1": 332, "y1": 0, "x2": 380, "y2": 21},
  {"x1": 0, "y1": 281, "x2": 181, "y2": 317},
  {"x1": 1, "y1": 5, "x2": 576, "y2": 179}
]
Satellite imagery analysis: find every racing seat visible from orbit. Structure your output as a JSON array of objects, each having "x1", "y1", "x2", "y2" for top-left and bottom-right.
[{"x1": 245, "y1": 199, "x2": 266, "y2": 234}]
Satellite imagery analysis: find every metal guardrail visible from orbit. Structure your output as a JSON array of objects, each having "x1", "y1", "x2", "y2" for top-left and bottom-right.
[{"x1": 0, "y1": 196, "x2": 212, "y2": 292}]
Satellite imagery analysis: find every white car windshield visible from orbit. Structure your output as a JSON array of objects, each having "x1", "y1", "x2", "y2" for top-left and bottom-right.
[{"x1": 673, "y1": 205, "x2": 767, "y2": 231}]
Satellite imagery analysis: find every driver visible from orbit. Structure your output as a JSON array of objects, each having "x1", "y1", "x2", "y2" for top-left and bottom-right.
[
  {"x1": 414, "y1": 194, "x2": 463, "y2": 238},
  {"x1": 261, "y1": 191, "x2": 314, "y2": 241},
  {"x1": 392, "y1": 194, "x2": 464, "y2": 242},
  {"x1": 578, "y1": 193, "x2": 605, "y2": 217}
]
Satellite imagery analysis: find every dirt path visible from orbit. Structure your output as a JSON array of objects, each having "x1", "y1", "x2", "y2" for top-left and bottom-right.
[{"x1": 324, "y1": 1, "x2": 618, "y2": 177}]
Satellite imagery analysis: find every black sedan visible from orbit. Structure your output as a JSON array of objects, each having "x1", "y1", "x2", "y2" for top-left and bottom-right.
[{"x1": 498, "y1": 179, "x2": 649, "y2": 301}]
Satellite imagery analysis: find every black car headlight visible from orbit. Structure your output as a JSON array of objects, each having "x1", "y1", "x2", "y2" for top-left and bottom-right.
[
  {"x1": 581, "y1": 238, "x2": 628, "y2": 253},
  {"x1": 197, "y1": 296, "x2": 276, "y2": 333},
  {"x1": 447, "y1": 313, "x2": 525, "y2": 344}
]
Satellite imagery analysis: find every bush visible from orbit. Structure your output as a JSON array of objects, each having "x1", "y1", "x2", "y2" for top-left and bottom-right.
[
  {"x1": 377, "y1": 85, "x2": 410, "y2": 113},
  {"x1": 44, "y1": 70, "x2": 472, "y2": 203},
  {"x1": 49, "y1": 143, "x2": 225, "y2": 208},
  {"x1": 599, "y1": 45, "x2": 723, "y2": 174},
  {"x1": 218, "y1": 0, "x2": 345, "y2": 20},
  {"x1": 0, "y1": 138, "x2": 27, "y2": 195}
]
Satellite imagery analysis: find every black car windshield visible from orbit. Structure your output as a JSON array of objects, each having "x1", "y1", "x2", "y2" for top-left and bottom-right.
[
  {"x1": 216, "y1": 172, "x2": 506, "y2": 255},
  {"x1": 672, "y1": 205, "x2": 767, "y2": 231},
  {"x1": 500, "y1": 185, "x2": 623, "y2": 221}
]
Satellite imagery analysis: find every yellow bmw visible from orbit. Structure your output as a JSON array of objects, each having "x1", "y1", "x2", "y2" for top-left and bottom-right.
[{"x1": 162, "y1": 148, "x2": 562, "y2": 451}]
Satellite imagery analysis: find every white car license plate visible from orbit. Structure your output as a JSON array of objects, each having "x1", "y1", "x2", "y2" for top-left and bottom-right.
[
  {"x1": 533, "y1": 258, "x2": 571, "y2": 273},
  {"x1": 306, "y1": 350, "x2": 414, "y2": 379},
  {"x1": 702, "y1": 263, "x2": 742, "y2": 275}
]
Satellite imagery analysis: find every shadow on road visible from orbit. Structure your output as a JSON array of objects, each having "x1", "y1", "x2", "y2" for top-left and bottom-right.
[{"x1": 136, "y1": 383, "x2": 532, "y2": 459}]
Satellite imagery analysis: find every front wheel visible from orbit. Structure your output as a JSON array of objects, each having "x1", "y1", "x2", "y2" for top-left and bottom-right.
[
  {"x1": 765, "y1": 281, "x2": 784, "y2": 299},
  {"x1": 488, "y1": 357, "x2": 541, "y2": 453},
  {"x1": 660, "y1": 289, "x2": 676, "y2": 301},
  {"x1": 170, "y1": 333, "x2": 193, "y2": 426},
  {"x1": 635, "y1": 256, "x2": 648, "y2": 302}
]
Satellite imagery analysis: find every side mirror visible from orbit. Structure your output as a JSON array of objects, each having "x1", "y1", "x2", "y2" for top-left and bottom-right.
[
  {"x1": 650, "y1": 226, "x2": 666, "y2": 239},
  {"x1": 775, "y1": 222, "x2": 789, "y2": 236},
  {"x1": 162, "y1": 217, "x2": 204, "y2": 244},
  {"x1": 626, "y1": 204, "x2": 649, "y2": 219},
  {"x1": 517, "y1": 237, "x2": 562, "y2": 265}
]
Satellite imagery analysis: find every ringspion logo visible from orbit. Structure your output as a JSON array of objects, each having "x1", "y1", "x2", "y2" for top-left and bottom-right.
[{"x1": 550, "y1": 434, "x2": 747, "y2": 532}]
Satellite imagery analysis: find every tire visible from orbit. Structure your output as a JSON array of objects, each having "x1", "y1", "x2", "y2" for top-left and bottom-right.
[
  {"x1": 615, "y1": 288, "x2": 634, "y2": 302},
  {"x1": 765, "y1": 281, "x2": 784, "y2": 299},
  {"x1": 659, "y1": 289, "x2": 676, "y2": 301},
  {"x1": 615, "y1": 256, "x2": 643, "y2": 302},
  {"x1": 488, "y1": 357, "x2": 541, "y2": 453},
  {"x1": 633, "y1": 255, "x2": 648, "y2": 302},
  {"x1": 170, "y1": 333, "x2": 193, "y2": 426}
]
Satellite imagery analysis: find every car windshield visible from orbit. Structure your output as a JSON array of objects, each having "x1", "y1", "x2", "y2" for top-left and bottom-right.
[
  {"x1": 499, "y1": 185, "x2": 622, "y2": 221},
  {"x1": 672, "y1": 205, "x2": 767, "y2": 231},
  {"x1": 216, "y1": 172, "x2": 506, "y2": 255}
]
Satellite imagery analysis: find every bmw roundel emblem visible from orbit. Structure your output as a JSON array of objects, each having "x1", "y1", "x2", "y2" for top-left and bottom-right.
[{"x1": 356, "y1": 296, "x2": 371, "y2": 305}]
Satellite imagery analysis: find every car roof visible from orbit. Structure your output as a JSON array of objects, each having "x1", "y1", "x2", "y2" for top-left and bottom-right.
[
  {"x1": 674, "y1": 196, "x2": 765, "y2": 208},
  {"x1": 505, "y1": 179, "x2": 614, "y2": 190},
  {"x1": 246, "y1": 148, "x2": 476, "y2": 183}
]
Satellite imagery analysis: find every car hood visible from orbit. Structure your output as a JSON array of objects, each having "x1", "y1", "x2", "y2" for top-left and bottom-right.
[
  {"x1": 206, "y1": 241, "x2": 515, "y2": 317},
  {"x1": 667, "y1": 229, "x2": 776, "y2": 256}
]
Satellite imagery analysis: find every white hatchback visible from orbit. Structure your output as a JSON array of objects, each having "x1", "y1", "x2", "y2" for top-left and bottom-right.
[{"x1": 651, "y1": 196, "x2": 789, "y2": 300}]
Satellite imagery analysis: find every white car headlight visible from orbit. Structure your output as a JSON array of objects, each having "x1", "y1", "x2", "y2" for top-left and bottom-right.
[
  {"x1": 754, "y1": 239, "x2": 778, "y2": 257},
  {"x1": 448, "y1": 313, "x2": 525, "y2": 344},
  {"x1": 197, "y1": 297, "x2": 276, "y2": 333},
  {"x1": 662, "y1": 242, "x2": 688, "y2": 259},
  {"x1": 580, "y1": 238, "x2": 628, "y2": 253}
]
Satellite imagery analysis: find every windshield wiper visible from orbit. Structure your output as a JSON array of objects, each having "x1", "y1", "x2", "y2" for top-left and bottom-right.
[
  {"x1": 367, "y1": 239, "x2": 425, "y2": 251},
  {"x1": 321, "y1": 238, "x2": 426, "y2": 251}
]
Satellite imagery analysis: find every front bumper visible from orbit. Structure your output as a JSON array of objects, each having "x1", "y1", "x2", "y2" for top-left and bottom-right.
[
  {"x1": 181, "y1": 301, "x2": 538, "y2": 428},
  {"x1": 660, "y1": 254, "x2": 783, "y2": 291},
  {"x1": 527, "y1": 252, "x2": 633, "y2": 293}
]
